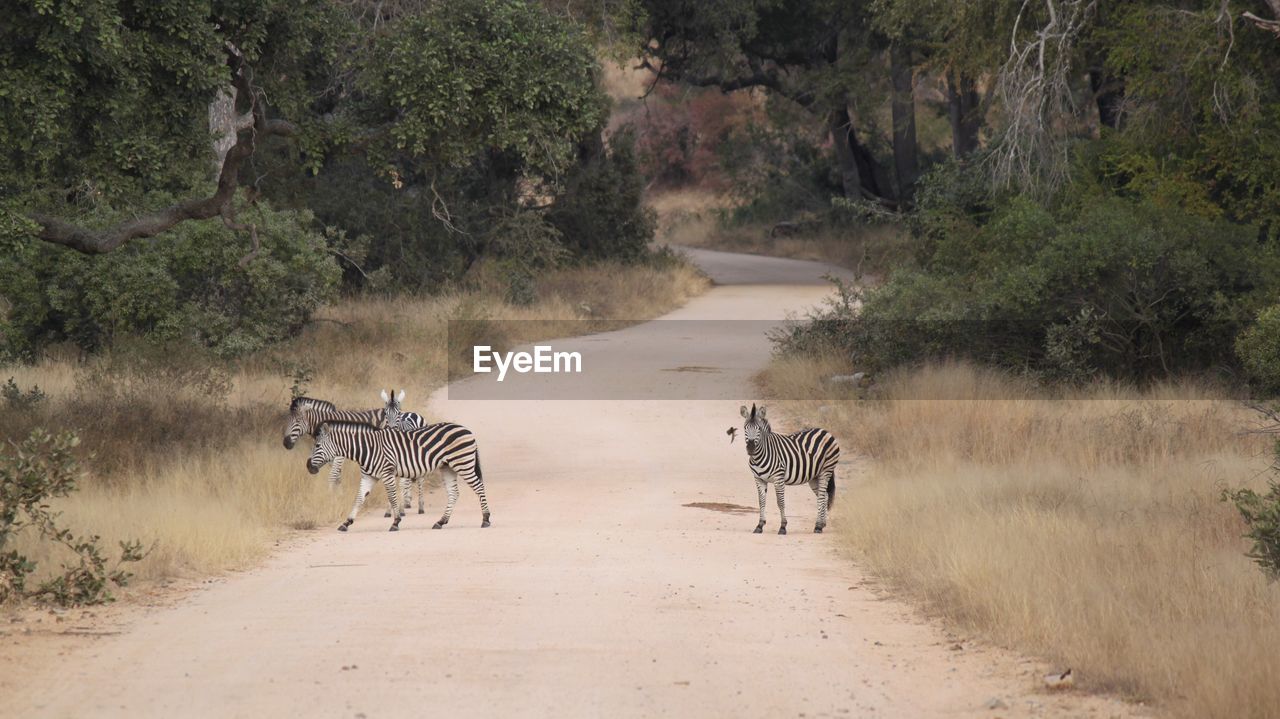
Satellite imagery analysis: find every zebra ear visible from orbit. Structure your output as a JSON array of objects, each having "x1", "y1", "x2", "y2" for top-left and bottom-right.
[
  {"x1": 757, "y1": 405, "x2": 767, "y2": 419},
  {"x1": 396, "y1": 389, "x2": 405, "y2": 403},
  {"x1": 380, "y1": 389, "x2": 389, "y2": 403},
  {"x1": 739, "y1": 405, "x2": 750, "y2": 419}
]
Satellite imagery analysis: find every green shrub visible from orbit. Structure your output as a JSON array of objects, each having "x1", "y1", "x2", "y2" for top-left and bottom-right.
[
  {"x1": 779, "y1": 183, "x2": 1279, "y2": 381},
  {"x1": 550, "y1": 129, "x2": 656, "y2": 261},
  {"x1": 0, "y1": 201, "x2": 340, "y2": 358},
  {"x1": 1222, "y1": 477, "x2": 1280, "y2": 581},
  {"x1": 1238, "y1": 306, "x2": 1280, "y2": 396},
  {"x1": 0, "y1": 429, "x2": 145, "y2": 606}
]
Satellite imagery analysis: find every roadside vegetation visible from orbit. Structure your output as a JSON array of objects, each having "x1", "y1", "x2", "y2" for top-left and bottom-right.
[
  {"x1": 761, "y1": 360, "x2": 1280, "y2": 718},
  {"x1": 650, "y1": 1, "x2": 1280, "y2": 715},
  {"x1": 0, "y1": 0, "x2": 713, "y2": 605}
]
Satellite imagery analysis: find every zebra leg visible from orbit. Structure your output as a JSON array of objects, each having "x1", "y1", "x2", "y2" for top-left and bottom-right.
[
  {"x1": 416, "y1": 478, "x2": 425, "y2": 515},
  {"x1": 753, "y1": 479, "x2": 767, "y2": 533},
  {"x1": 464, "y1": 469, "x2": 491, "y2": 528},
  {"x1": 433, "y1": 467, "x2": 460, "y2": 529},
  {"x1": 385, "y1": 476, "x2": 409, "y2": 517},
  {"x1": 340, "y1": 473, "x2": 375, "y2": 532},
  {"x1": 811, "y1": 477, "x2": 829, "y2": 533},
  {"x1": 383, "y1": 473, "x2": 402, "y2": 532},
  {"x1": 328, "y1": 457, "x2": 345, "y2": 487},
  {"x1": 774, "y1": 480, "x2": 787, "y2": 535}
]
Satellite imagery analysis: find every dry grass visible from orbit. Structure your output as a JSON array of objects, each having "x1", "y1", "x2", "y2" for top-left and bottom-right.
[
  {"x1": 650, "y1": 189, "x2": 909, "y2": 277},
  {"x1": 761, "y1": 358, "x2": 1280, "y2": 719},
  {"x1": 2, "y1": 257, "x2": 708, "y2": 593}
]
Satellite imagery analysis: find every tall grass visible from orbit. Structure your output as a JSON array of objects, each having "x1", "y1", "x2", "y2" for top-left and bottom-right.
[
  {"x1": 761, "y1": 358, "x2": 1280, "y2": 719},
  {"x1": 2, "y1": 258, "x2": 708, "y2": 591}
]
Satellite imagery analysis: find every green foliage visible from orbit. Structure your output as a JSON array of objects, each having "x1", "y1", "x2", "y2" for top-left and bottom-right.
[
  {"x1": 0, "y1": 429, "x2": 145, "y2": 606},
  {"x1": 549, "y1": 129, "x2": 656, "y2": 261},
  {"x1": 1222, "y1": 477, "x2": 1280, "y2": 581},
  {"x1": 716, "y1": 111, "x2": 843, "y2": 226},
  {"x1": 0, "y1": 203, "x2": 340, "y2": 358},
  {"x1": 1237, "y1": 306, "x2": 1280, "y2": 395},
  {"x1": 0, "y1": 0, "x2": 342, "y2": 206},
  {"x1": 359, "y1": 0, "x2": 606, "y2": 176},
  {"x1": 779, "y1": 169, "x2": 1278, "y2": 380},
  {"x1": 2, "y1": 378, "x2": 46, "y2": 411}
]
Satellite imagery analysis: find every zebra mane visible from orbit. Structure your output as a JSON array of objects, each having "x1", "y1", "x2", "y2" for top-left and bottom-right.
[
  {"x1": 316, "y1": 420, "x2": 381, "y2": 434},
  {"x1": 291, "y1": 396, "x2": 337, "y2": 413}
]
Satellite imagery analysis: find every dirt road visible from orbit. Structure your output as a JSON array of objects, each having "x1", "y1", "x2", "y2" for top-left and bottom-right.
[{"x1": 7, "y1": 249, "x2": 1136, "y2": 718}]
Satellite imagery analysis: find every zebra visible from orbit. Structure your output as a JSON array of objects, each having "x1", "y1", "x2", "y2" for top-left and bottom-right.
[
  {"x1": 282, "y1": 395, "x2": 427, "y2": 516},
  {"x1": 739, "y1": 403, "x2": 839, "y2": 535},
  {"x1": 305, "y1": 420, "x2": 491, "y2": 532}
]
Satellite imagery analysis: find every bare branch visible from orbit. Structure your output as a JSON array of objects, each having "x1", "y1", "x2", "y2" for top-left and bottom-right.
[
  {"x1": 1242, "y1": 10, "x2": 1280, "y2": 37},
  {"x1": 987, "y1": 0, "x2": 1098, "y2": 196}
]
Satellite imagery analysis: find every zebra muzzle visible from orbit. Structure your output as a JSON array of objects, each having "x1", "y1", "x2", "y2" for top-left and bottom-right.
[{"x1": 306, "y1": 462, "x2": 320, "y2": 475}]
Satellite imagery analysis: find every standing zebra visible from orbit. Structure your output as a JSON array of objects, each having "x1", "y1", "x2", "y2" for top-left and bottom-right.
[
  {"x1": 282, "y1": 396, "x2": 427, "y2": 515},
  {"x1": 739, "y1": 403, "x2": 839, "y2": 535},
  {"x1": 306, "y1": 420, "x2": 491, "y2": 532}
]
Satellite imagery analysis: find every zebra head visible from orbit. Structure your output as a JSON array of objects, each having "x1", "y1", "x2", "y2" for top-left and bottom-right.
[
  {"x1": 380, "y1": 388, "x2": 406, "y2": 428},
  {"x1": 284, "y1": 396, "x2": 334, "y2": 450},
  {"x1": 306, "y1": 422, "x2": 339, "y2": 475},
  {"x1": 739, "y1": 403, "x2": 769, "y2": 454}
]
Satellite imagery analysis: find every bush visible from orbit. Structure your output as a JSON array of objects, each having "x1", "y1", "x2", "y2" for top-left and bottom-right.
[
  {"x1": 549, "y1": 129, "x2": 656, "y2": 261},
  {"x1": 1237, "y1": 306, "x2": 1280, "y2": 396},
  {"x1": 1222, "y1": 477, "x2": 1280, "y2": 580},
  {"x1": 779, "y1": 179, "x2": 1280, "y2": 381},
  {"x1": 0, "y1": 429, "x2": 145, "y2": 606},
  {"x1": 0, "y1": 201, "x2": 340, "y2": 358}
]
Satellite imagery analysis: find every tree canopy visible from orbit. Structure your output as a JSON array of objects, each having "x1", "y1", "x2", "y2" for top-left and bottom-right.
[{"x1": 0, "y1": 0, "x2": 608, "y2": 256}]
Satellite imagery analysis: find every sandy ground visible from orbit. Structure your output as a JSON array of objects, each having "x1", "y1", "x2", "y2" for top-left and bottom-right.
[{"x1": 2, "y1": 248, "x2": 1142, "y2": 718}]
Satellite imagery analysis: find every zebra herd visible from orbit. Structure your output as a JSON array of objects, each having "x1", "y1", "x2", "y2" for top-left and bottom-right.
[
  {"x1": 283, "y1": 394, "x2": 838, "y2": 535},
  {"x1": 284, "y1": 390, "x2": 490, "y2": 532}
]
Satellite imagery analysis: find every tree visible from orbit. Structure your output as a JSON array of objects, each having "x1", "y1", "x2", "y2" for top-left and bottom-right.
[
  {"x1": 0, "y1": 0, "x2": 607, "y2": 259},
  {"x1": 633, "y1": 0, "x2": 898, "y2": 203}
]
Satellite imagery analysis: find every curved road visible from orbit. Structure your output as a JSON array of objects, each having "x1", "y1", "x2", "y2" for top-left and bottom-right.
[{"x1": 7, "y1": 249, "x2": 1133, "y2": 718}]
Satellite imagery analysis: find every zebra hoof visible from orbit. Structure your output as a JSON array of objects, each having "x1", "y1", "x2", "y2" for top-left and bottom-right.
[
  {"x1": 481, "y1": 520, "x2": 491, "y2": 528},
  {"x1": 814, "y1": 526, "x2": 824, "y2": 534},
  {"x1": 432, "y1": 522, "x2": 443, "y2": 529},
  {"x1": 753, "y1": 526, "x2": 763, "y2": 534},
  {"x1": 383, "y1": 510, "x2": 392, "y2": 518},
  {"x1": 778, "y1": 526, "x2": 787, "y2": 536},
  {"x1": 418, "y1": 508, "x2": 425, "y2": 515},
  {"x1": 337, "y1": 524, "x2": 348, "y2": 532}
]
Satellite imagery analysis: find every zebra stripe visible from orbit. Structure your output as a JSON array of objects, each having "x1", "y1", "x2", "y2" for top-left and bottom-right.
[
  {"x1": 306, "y1": 420, "x2": 491, "y2": 533},
  {"x1": 282, "y1": 395, "x2": 426, "y2": 514},
  {"x1": 739, "y1": 403, "x2": 839, "y2": 535}
]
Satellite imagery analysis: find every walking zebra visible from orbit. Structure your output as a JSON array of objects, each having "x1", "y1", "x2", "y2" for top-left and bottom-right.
[
  {"x1": 739, "y1": 403, "x2": 839, "y2": 535},
  {"x1": 306, "y1": 420, "x2": 490, "y2": 532},
  {"x1": 282, "y1": 395, "x2": 427, "y2": 515}
]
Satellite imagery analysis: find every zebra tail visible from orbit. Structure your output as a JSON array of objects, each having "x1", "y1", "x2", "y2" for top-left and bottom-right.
[
  {"x1": 474, "y1": 446, "x2": 483, "y2": 482},
  {"x1": 827, "y1": 476, "x2": 836, "y2": 509}
]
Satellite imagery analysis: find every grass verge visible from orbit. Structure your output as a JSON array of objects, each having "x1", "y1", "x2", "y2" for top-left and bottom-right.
[{"x1": 760, "y1": 357, "x2": 1280, "y2": 719}]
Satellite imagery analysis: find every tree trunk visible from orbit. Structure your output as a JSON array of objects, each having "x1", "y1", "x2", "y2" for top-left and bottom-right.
[
  {"x1": 829, "y1": 107, "x2": 863, "y2": 200},
  {"x1": 829, "y1": 105, "x2": 884, "y2": 202},
  {"x1": 889, "y1": 43, "x2": 919, "y2": 201},
  {"x1": 947, "y1": 73, "x2": 981, "y2": 158},
  {"x1": 1088, "y1": 68, "x2": 1124, "y2": 130}
]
